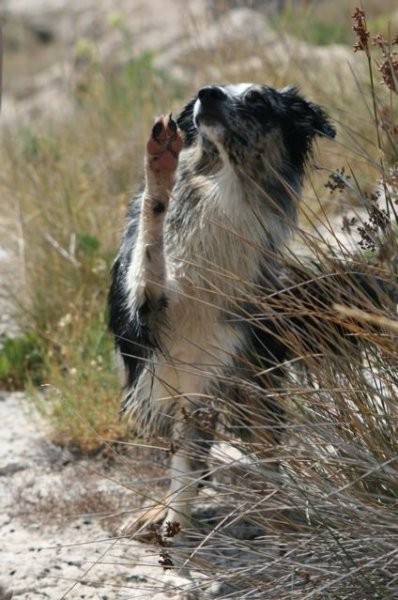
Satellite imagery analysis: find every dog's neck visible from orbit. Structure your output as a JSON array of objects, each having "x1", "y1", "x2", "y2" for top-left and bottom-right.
[
  {"x1": 178, "y1": 144, "x2": 299, "y2": 245},
  {"x1": 166, "y1": 150, "x2": 296, "y2": 301}
]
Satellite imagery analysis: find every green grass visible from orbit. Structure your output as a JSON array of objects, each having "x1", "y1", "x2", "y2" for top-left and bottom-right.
[
  {"x1": 272, "y1": 6, "x2": 351, "y2": 46},
  {"x1": 271, "y1": 0, "x2": 398, "y2": 47},
  {"x1": 0, "y1": 332, "x2": 47, "y2": 389},
  {"x1": 33, "y1": 308, "x2": 129, "y2": 452}
]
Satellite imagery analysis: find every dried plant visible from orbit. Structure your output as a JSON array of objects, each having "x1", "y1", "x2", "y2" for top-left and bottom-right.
[
  {"x1": 1, "y1": 4, "x2": 398, "y2": 599},
  {"x1": 352, "y1": 7, "x2": 370, "y2": 56},
  {"x1": 373, "y1": 33, "x2": 398, "y2": 94}
]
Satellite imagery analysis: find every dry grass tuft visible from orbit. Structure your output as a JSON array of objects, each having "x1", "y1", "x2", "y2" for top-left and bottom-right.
[
  {"x1": 1, "y1": 3, "x2": 398, "y2": 597},
  {"x1": 0, "y1": 49, "x2": 187, "y2": 451}
]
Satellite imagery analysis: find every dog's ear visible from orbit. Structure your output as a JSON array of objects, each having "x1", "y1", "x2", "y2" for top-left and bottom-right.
[
  {"x1": 279, "y1": 86, "x2": 336, "y2": 140},
  {"x1": 305, "y1": 100, "x2": 336, "y2": 140},
  {"x1": 177, "y1": 98, "x2": 197, "y2": 146},
  {"x1": 278, "y1": 86, "x2": 335, "y2": 172}
]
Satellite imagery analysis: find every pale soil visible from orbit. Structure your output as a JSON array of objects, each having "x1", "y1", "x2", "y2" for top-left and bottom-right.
[
  {"x1": 0, "y1": 392, "x2": 210, "y2": 599},
  {"x1": 0, "y1": 390, "x2": 262, "y2": 599}
]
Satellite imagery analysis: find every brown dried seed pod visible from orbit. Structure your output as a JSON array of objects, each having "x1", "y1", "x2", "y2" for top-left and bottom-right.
[
  {"x1": 352, "y1": 7, "x2": 370, "y2": 54},
  {"x1": 379, "y1": 56, "x2": 398, "y2": 93}
]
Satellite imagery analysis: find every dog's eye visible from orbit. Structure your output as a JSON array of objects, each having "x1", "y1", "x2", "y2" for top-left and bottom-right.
[{"x1": 245, "y1": 89, "x2": 265, "y2": 105}]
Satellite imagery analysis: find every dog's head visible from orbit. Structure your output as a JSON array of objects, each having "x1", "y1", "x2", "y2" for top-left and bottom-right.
[{"x1": 177, "y1": 83, "x2": 335, "y2": 178}]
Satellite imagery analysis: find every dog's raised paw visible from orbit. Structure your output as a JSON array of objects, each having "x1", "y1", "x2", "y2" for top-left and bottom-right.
[{"x1": 147, "y1": 113, "x2": 183, "y2": 174}]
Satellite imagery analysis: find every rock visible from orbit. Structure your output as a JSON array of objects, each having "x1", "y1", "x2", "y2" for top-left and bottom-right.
[
  {"x1": 1, "y1": 1, "x2": 358, "y2": 126},
  {"x1": 0, "y1": 584, "x2": 13, "y2": 600},
  {"x1": 0, "y1": 462, "x2": 27, "y2": 476}
]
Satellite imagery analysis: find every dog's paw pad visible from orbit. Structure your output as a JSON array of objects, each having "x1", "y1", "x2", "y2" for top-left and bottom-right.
[{"x1": 147, "y1": 114, "x2": 183, "y2": 173}]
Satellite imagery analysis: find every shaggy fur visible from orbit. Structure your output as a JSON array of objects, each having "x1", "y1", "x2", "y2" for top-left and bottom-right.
[{"x1": 108, "y1": 83, "x2": 338, "y2": 534}]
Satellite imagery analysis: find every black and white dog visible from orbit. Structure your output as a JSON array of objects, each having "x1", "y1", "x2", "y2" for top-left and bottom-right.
[{"x1": 108, "y1": 83, "x2": 337, "y2": 536}]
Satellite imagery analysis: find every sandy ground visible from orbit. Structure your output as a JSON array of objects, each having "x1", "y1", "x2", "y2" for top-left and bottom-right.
[
  {"x1": 0, "y1": 390, "x2": 262, "y2": 599},
  {"x1": 0, "y1": 392, "x2": 210, "y2": 599}
]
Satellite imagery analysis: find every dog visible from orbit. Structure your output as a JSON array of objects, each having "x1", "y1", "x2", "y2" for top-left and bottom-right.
[{"x1": 108, "y1": 82, "x2": 338, "y2": 537}]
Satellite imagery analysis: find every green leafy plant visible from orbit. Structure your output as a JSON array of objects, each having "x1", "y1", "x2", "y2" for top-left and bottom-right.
[{"x1": 0, "y1": 332, "x2": 47, "y2": 389}]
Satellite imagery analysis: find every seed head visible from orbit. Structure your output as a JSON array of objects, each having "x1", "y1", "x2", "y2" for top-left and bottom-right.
[
  {"x1": 379, "y1": 55, "x2": 398, "y2": 93},
  {"x1": 352, "y1": 8, "x2": 370, "y2": 55}
]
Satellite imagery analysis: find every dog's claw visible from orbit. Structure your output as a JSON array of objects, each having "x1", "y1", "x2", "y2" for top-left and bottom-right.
[
  {"x1": 152, "y1": 120, "x2": 164, "y2": 141},
  {"x1": 168, "y1": 114, "x2": 177, "y2": 134}
]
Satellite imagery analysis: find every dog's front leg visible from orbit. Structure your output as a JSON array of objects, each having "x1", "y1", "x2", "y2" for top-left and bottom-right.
[
  {"x1": 164, "y1": 413, "x2": 215, "y2": 536},
  {"x1": 164, "y1": 420, "x2": 197, "y2": 535},
  {"x1": 127, "y1": 114, "x2": 182, "y2": 319},
  {"x1": 121, "y1": 115, "x2": 189, "y2": 539}
]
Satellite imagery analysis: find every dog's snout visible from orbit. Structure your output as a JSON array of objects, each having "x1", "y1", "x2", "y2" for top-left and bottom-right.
[{"x1": 198, "y1": 86, "x2": 226, "y2": 103}]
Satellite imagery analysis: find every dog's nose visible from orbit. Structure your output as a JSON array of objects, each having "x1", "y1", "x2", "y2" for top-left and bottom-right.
[{"x1": 198, "y1": 86, "x2": 226, "y2": 103}]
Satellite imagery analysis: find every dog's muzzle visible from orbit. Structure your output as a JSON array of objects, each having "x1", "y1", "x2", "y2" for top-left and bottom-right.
[{"x1": 194, "y1": 86, "x2": 227, "y2": 127}]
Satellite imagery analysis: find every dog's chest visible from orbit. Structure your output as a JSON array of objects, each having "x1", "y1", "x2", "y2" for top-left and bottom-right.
[{"x1": 167, "y1": 167, "x2": 279, "y2": 299}]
